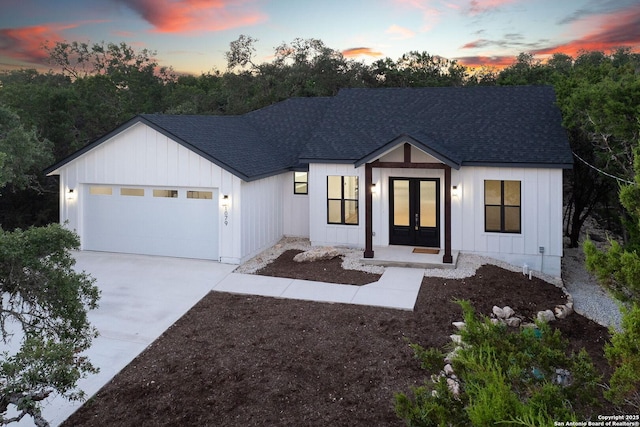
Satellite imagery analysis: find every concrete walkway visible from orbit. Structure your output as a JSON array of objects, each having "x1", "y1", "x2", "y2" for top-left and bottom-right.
[
  {"x1": 17, "y1": 251, "x2": 424, "y2": 427},
  {"x1": 214, "y1": 266, "x2": 424, "y2": 310}
]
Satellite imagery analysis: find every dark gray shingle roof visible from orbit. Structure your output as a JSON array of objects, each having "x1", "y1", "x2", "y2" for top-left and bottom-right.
[
  {"x1": 301, "y1": 86, "x2": 573, "y2": 168},
  {"x1": 45, "y1": 86, "x2": 572, "y2": 181}
]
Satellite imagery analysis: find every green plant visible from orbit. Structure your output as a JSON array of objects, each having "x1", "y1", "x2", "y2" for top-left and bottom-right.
[
  {"x1": 395, "y1": 300, "x2": 600, "y2": 426},
  {"x1": 604, "y1": 303, "x2": 640, "y2": 409}
]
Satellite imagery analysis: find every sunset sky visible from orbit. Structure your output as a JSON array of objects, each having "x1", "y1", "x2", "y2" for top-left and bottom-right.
[{"x1": 1, "y1": 0, "x2": 639, "y2": 75}]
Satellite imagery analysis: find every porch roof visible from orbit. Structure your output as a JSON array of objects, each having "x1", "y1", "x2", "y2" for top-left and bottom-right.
[{"x1": 354, "y1": 134, "x2": 462, "y2": 169}]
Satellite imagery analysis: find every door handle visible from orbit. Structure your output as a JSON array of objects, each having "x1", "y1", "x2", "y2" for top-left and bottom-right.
[{"x1": 415, "y1": 213, "x2": 419, "y2": 230}]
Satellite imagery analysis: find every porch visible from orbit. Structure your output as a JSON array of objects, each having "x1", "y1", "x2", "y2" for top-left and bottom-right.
[{"x1": 361, "y1": 246, "x2": 459, "y2": 269}]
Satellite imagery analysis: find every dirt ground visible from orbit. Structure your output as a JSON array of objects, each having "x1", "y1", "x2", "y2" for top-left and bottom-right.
[{"x1": 63, "y1": 251, "x2": 616, "y2": 427}]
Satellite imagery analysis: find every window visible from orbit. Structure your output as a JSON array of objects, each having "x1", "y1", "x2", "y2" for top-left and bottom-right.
[
  {"x1": 121, "y1": 188, "x2": 144, "y2": 196},
  {"x1": 187, "y1": 190, "x2": 213, "y2": 199},
  {"x1": 485, "y1": 180, "x2": 521, "y2": 233},
  {"x1": 89, "y1": 186, "x2": 112, "y2": 195},
  {"x1": 327, "y1": 176, "x2": 359, "y2": 225},
  {"x1": 294, "y1": 172, "x2": 308, "y2": 194},
  {"x1": 153, "y1": 189, "x2": 178, "y2": 198}
]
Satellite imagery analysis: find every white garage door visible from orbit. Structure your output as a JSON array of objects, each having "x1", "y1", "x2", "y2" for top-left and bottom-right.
[{"x1": 82, "y1": 185, "x2": 219, "y2": 260}]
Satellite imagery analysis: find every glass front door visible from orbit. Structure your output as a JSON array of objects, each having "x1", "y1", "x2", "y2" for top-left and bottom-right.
[{"x1": 389, "y1": 178, "x2": 440, "y2": 247}]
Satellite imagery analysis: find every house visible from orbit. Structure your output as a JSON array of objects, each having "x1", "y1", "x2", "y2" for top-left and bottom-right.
[{"x1": 44, "y1": 86, "x2": 573, "y2": 277}]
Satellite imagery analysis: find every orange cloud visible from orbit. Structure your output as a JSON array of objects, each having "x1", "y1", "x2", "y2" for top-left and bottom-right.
[
  {"x1": 116, "y1": 0, "x2": 268, "y2": 33},
  {"x1": 533, "y1": 4, "x2": 640, "y2": 57},
  {"x1": 0, "y1": 24, "x2": 71, "y2": 65},
  {"x1": 342, "y1": 47, "x2": 384, "y2": 58},
  {"x1": 456, "y1": 55, "x2": 515, "y2": 69}
]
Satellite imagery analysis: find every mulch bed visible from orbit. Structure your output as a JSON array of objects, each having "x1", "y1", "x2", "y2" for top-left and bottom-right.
[
  {"x1": 63, "y1": 252, "x2": 616, "y2": 427},
  {"x1": 255, "y1": 249, "x2": 381, "y2": 285}
]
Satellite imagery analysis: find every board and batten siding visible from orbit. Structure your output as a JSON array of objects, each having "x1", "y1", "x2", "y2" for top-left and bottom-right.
[
  {"x1": 282, "y1": 172, "x2": 310, "y2": 238},
  {"x1": 451, "y1": 166, "x2": 564, "y2": 276},
  {"x1": 309, "y1": 163, "x2": 364, "y2": 248},
  {"x1": 237, "y1": 174, "x2": 286, "y2": 264},
  {"x1": 309, "y1": 160, "x2": 563, "y2": 277},
  {"x1": 52, "y1": 122, "x2": 243, "y2": 263}
]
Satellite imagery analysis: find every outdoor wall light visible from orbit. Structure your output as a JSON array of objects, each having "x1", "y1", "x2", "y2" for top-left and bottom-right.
[
  {"x1": 66, "y1": 188, "x2": 76, "y2": 200},
  {"x1": 452, "y1": 185, "x2": 460, "y2": 198},
  {"x1": 371, "y1": 183, "x2": 377, "y2": 194}
]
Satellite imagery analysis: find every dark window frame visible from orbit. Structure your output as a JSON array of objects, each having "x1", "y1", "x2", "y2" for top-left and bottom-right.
[
  {"x1": 484, "y1": 180, "x2": 521, "y2": 233},
  {"x1": 293, "y1": 172, "x2": 308, "y2": 195},
  {"x1": 327, "y1": 176, "x2": 359, "y2": 225}
]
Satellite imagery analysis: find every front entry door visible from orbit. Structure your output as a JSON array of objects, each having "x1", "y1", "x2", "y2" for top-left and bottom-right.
[{"x1": 389, "y1": 178, "x2": 440, "y2": 247}]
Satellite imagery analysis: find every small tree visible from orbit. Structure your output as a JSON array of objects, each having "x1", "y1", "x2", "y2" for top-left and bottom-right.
[
  {"x1": 1, "y1": 224, "x2": 100, "y2": 426},
  {"x1": 585, "y1": 141, "x2": 640, "y2": 410}
]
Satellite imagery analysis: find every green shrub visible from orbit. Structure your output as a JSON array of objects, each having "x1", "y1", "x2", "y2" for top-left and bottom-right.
[
  {"x1": 395, "y1": 300, "x2": 600, "y2": 426},
  {"x1": 604, "y1": 303, "x2": 640, "y2": 409}
]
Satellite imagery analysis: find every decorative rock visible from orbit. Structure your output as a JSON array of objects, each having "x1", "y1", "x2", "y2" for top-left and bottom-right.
[
  {"x1": 293, "y1": 247, "x2": 341, "y2": 262},
  {"x1": 502, "y1": 306, "x2": 515, "y2": 319},
  {"x1": 490, "y1": 318, "x2": 500, "y2": 325},
  {"x1": 554, "y1": 304, "x2": 573, "y2": 319},
  {"x1": 452, "y1": 321, "x2": 466, "y2": 330},
  {"x1": 537, "y1": 309, "x2": 556, "y2": 323},
  {"x1": 554, "y1": 368, "x2": 572, "y2": 386},
  {"x1": 504, "y1": 317, "x2": 521, "y2": 328},
  {"x1": 447, "y1": 378, "x2": 460, "y2": 396},
  {"x1": 450, "y1": 334, "x2": 462, "y2": 345},
  {"x1": 444, "y1": 363, "x2": 454, "y2": 376},
  {"x1": 492, "y1": 306, "x2": 505, "y2": 318},
  {"x1": 444, "y1": 347, "x2": 460, "y2": 364}
]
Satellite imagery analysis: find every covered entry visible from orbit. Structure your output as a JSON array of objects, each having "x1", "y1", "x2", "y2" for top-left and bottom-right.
[
  {"x1": 82, "y1": 185, "x2": 219, "y2": 260},
  {"x1": 389, "y1": 178, "x2": 440, "y2": 247}
]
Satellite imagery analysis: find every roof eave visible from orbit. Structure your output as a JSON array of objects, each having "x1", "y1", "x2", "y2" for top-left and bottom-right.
[
  {"x1": 461, "y1": 161, "x2": 574, "y2": 169},
  {"x1": 43, "y1": 115, "x2": 255, "y2": 182}
]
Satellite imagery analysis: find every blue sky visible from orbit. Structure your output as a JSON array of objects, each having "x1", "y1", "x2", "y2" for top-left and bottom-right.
[{"x1": 1, "y1": 0, "x2": 639, "y2": 75}]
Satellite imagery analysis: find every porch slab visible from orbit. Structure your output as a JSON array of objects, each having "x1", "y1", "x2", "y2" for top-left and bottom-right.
[{"x1": 361, "y1": 246, "x2": 459, "y2": 269}]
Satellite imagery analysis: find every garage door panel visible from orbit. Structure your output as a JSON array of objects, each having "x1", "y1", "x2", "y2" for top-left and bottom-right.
[{"x1": 83, "y1": 185, "x2": 218, "y2": 260}]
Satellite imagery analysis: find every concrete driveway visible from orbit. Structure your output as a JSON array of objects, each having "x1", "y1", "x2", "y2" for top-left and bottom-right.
[
  {"x1": 18, "y1": 250, "x2": 423, "y2": 426},
  {"x1": 27, "y1": 251, "x2": 236, "y2": 427}
]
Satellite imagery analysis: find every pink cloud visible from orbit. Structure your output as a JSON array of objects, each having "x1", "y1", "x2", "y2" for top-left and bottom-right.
[
  {"x1": 394, "y1": 0, "x2": 441, "y2": 31},
  {"x1": 0, "y1": 23, "x2": 78, "y2": 64},
  {"x1": 385, "y1": 24, "x2": 416, "y2": 40},
  {"x1": 342, "y1": 47, "x2": 384, "y2": 58},
  {"x1": 116, "y1": 0, "x2": 268, "y2": 33},
  {"x1": 533, "y1": 3, "x2": 640, "y2": 57}
]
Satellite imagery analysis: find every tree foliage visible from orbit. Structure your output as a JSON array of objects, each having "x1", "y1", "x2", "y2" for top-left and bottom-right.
[
  {"x1": 0, "y1": 224, "x2": 100, "y2": 426},
  {"x1": 0, "y1": 104, "x2": 52, "y2": 191}
]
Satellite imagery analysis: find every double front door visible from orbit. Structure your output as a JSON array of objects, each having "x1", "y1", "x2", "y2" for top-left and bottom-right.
[{"x1": 389, "y1": 178, "x2": 440, "y2": 247}]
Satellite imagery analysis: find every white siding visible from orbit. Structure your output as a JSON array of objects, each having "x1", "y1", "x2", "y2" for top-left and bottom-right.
[
  {"x1": 238, "y1": 174, "x2": 286, "y2": 263},
  {"x1": 310, "y1": 159, "x2": 564, "y2": 277},
  {"x1": 449, "y1": 166, "x2": 563, "y2": 275},
  {"x1": 282, "y1": 172, "x2": 310, "y2": 237},
  {"x1": 309, "y1": 163, "x2": 364, "y2": 247},
  {"x1": 52, "y1": 122, "x2": 245, "y2": 263}
]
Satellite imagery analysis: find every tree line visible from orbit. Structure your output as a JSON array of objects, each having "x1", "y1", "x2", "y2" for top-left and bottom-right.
[{"x1": 1, "y1": 36, "x2": 639, "y2": 426}]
